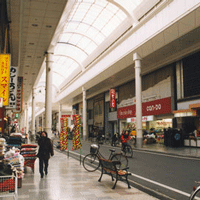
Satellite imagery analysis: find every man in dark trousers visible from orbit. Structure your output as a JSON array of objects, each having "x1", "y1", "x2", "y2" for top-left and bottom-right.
[{"x1": 37, "y1": 131, "x2": 54, "y2": 178}]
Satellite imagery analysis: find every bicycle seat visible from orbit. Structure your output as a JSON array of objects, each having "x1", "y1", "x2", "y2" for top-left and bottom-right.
[{"x1": 109, "y1": 149, "x2": 116, "y2": 152}]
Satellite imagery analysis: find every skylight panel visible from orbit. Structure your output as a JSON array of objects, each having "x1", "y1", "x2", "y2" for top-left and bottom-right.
[
  {"x1": 76, "y1": 23, "x2": 89, "y2": 32},
  {"x1": 106, "y1": 3, "x2": 118, "y2": 14},
  {"x1": 60, "y1": 33, "x2": 72, "y2": 43},
  {"x1": 49, "y1": 0, "x2": 130, "y2": 89},
  {"x1": 69, "y1": 34, "x2": 83, "y2": 45},
  {"x1": 78, "y1": 37, "x2": 93, "y2": 50},
  {"x1": 65, "y1": 22, "x2": 78, "y2": 31},
  {"x1": 84, "y1": 42, "x2": 97, "y2": 55},
  {"x1": 52, "y1": 73, "x2": 65, "y2": 87}
]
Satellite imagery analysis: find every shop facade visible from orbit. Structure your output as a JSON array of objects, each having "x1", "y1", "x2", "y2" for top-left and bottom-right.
[
  {"x1": 173, "y1": 50, "x2": 200, "y2": 147},
  {"x1": 117, "y1": 65, "x2": 175, "y2": 139}
]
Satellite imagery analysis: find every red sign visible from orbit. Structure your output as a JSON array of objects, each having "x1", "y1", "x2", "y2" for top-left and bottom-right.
[
  {"x1": 117, "y1": 97, "x2": 171, "y2": 119},
  {"x1": 110, "y1": 89, "x2": 115, "y2": 108}
]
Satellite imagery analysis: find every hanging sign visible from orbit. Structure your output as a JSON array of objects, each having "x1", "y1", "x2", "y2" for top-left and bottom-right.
[
  {"x1": 7, "y1": 66, "x2": 18, "y2": 109},
  {"x1": 14, "y1": 77, "x2": 23, "y2": 113},
  {"x1": 0, "y1": 54, "x2": 11, "y2": 106},
  {"x1": 110, "y1": 89, "x2": 115, "y2": 108}
]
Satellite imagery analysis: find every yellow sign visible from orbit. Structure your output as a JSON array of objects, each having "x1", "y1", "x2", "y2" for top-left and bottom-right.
[{"x1": 0, "y1": 54, "x2": 10, "y2": 106}]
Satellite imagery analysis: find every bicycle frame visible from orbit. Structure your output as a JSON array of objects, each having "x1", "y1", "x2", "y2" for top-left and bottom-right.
[{"x1": 90, "y1": 144, "x2": 115, "y2": 160}]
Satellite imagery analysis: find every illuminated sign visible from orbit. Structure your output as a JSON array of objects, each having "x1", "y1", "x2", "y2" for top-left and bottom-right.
[{"x1": 110, "y1": 89, "x2": 115, "y2": 108}]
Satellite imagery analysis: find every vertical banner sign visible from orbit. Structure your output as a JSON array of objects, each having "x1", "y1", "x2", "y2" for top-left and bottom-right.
[
  {"x1": 60, "y1": 117, "x2": 68, "y2": 151},
  {"x1": 72, "y1": 115, "x2": 81, "y2": 151},
  {"x1": 0, "y1": 54, "x2": 10, "y2": 106},
  {"x1": 7, "y1": 66, "x2": 18, "y2": 109},
  {"x1": 110, "y1": 88, "x2": 115, "y2": 108},
  {"x1": 14, "y1": 77, "x2": 23, "y2": 113}
]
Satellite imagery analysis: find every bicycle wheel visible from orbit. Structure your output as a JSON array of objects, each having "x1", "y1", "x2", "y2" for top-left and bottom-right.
[
  {"x1": 124, "y1": 145, "x2": 133, "y2": 158},
  {"x1": 111, "y1": 153, "x2": 128, "y2": 169},
  {"x1": 189, "y1": 186, "x2": 200, "y2": 200},
  {"x1": 83, "y1": 154, "x2": 100, "y2": 172}
]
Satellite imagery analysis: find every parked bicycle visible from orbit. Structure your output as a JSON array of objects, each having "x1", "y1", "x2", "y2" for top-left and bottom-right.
[
  {"x1": 189, "y1": 181, "x2": 200, "y2": 200},
  {"x1": 83, "y1": 144, "x2": 128, "y2": 172}
]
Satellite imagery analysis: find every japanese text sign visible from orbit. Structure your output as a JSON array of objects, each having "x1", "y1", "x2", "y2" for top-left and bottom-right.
[
  {"x1": 7, "y1": 66, "x2": 18, "y2": 109},
  {"x1": 14, "y1": 77, "x2": 23, "y2": 113},
  {"x1": 110, "y1": 89, "x2": 116, "y2": 108},
  {"x1": 0, "y1": 54, "x2": 10, "y2": 106}
]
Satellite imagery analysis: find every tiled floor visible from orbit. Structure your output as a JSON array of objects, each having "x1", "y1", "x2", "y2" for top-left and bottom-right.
[{"x1": 0, "y1": 149, "x2": 159, "y2": 200}]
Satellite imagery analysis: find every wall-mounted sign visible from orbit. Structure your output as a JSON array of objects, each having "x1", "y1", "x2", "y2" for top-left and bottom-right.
[
  {"x1": 117, "y1": 97, "x2": 171, "y2": 119},
  {"x1": 7, "y1": 66, "x2": 18, "y2": 109},
  {"x1": 110, "y1": 89, "x2": 115, "y2": 108},
  {"x1": 0, "y1": 54, "x2": 11, "y2": 106},
  {"x1": 13, "y1": 76, "x2": 23, "y2": 113}
]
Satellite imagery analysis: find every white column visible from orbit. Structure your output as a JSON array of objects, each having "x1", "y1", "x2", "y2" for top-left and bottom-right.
[
  {"x1": 58, "y1": 104, "x2": 62, "y2": 134},
  {"x1": 42, "y1": 113, "x2": 44, "y2": 131},
  {"x1": 25, "y1": 104, "x2": 29, "y2": 134},
  {"x1": 133, "y1": 53, "x2": 143, "y2": 148},
  {"x1": 45, "y1": 52, "x2": 53, "y2": 138},
  {"x1": 82, "y1": 87, "x2": 87, "y2": 140},
  {"x1": 36, "y1": 117, "x2": 39, "y2": 132},
  {"x1": 31, "y1": 88, "x2": 36, "y2": 135}
]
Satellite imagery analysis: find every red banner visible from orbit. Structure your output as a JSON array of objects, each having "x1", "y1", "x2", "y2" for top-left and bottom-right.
[
  {"x1": 117, "y1": 97, "x2": 171, "y2": 119},
  {"x1": 110, "y1": 89, "x2": 115, "y2": 108}
]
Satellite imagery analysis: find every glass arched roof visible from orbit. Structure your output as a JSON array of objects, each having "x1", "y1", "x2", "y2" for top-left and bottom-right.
[{"x1": 36, "y1": 0, "x2": 144, "y2": 95}]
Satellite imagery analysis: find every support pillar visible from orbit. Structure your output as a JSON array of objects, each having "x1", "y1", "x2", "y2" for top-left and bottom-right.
[
  {"x1": 45, "y1": 52, "x2": 53, "y2": 138},
  {"x1": 25, "y1": 104, "x2": 29, "y2": 134},
  {"x1": 31, "y1": 88, "x2": 36, "y2": 136},
  {"x1": 42, "y1": 113, "x2": 44, "y2": 131},
  {"x1": 133, "y1": 53, "x2": 143, "y2": 148},
  {"x1": 58, "y1": 104, "x2": 62, "y2": 134},
  {"x1": 82, "y1": 87, "x2": 87, "y2": 140}
]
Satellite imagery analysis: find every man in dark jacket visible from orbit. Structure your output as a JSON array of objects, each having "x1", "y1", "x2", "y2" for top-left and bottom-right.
[{"x1": 37, "y1": 131, "x2": 54, "y2": 178}]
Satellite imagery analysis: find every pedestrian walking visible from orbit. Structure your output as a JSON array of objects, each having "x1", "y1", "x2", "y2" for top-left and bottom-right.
[{"x1": 37, "y1": 131, "x2": 54, "y2": 178}]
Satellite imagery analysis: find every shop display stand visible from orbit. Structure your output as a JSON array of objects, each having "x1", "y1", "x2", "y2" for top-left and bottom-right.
[{"x1": 21, "y1": 144, "x2": 37, "y2": 173}]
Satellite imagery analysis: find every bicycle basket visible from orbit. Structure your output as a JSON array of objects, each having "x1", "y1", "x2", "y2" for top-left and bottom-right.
[{"x1": 90, "y1": 144, "x2": 99, "y2": 154}]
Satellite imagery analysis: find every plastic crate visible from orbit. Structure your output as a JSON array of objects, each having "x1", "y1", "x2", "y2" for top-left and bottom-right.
[{"x1": 0, "y1": 175, "x2": 18, "y2": 200}]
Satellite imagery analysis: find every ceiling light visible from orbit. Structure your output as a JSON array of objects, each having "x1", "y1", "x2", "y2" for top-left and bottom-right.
[
  {"x1": 29, "y1": 43, "x2": 34, "y2": 45},
  {"x1": 27, "y1": 56, "x2": 32, "y2": 58},
  {"x1": 32, "y1": 24, "x2": 38, "y2": 27},
  {"x1": 46, "y1": 25, "x2": 52, "y2": 28},
  {"x1": 37, "y1": 56, "x2": 41, "y2": 58},
  {"x1": 32, "y1": 73, "x2": 36, "y2": 75},
  {"x1": 25, "y1": 65, "x2": 30, "y2": 67}
]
